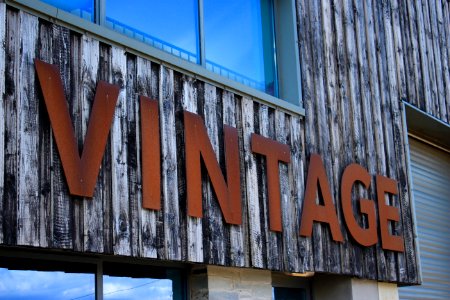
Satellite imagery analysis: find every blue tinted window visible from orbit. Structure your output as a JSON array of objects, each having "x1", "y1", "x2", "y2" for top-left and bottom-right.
[
  {"x1": 40, "y1": 0, "x2": 94, "y2": 21},
  {"x1": 0, "y1": 268, "x2": 95, "y2": 300},
  {"x1": 106, "y1": 0, "x2": 200, "y2": 64},
  {"x1": 103, "y1": 276, "x2": 172, "y2": 299},
  {"x1": 204, "y1": 0, "x2": 278, "y2": 96}
]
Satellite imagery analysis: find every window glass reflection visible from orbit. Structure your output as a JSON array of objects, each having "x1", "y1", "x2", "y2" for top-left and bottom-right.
[
  {"x1": 0, "y1": 268, "x2": 95, "y2": 300},
  {"x1": 204, "y1": 0, "x2": 278, "y2": 96},
  {"x1": 40, "y1": 0, "x2": 94, "y2": 21},
  {"x1": 106, "y1": 0, "x2": 200, "y2": 64},
  {"x1": 103, "y1": 275, "x2": 172, "y2": 300}
]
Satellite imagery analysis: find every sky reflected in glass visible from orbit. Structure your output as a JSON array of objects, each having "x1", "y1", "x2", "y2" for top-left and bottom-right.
[
  {"x1": 204, "y1": 0, "x2": 277, "y2": 95},
  {"x1": 0, "y1": 268, "x2": 95, "y2": 300},
  {"x1": 40, "y1": 0, "x2": 94, "y2": 21},
  {"x1": 106, "y1": 0, "x2": 199, "y2": 63},
  {"x1": 103, "y1": 275, "x2": 172, "y2": 300}
]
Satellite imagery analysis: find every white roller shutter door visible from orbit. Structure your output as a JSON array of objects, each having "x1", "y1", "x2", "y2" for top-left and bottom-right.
[{"x1": 399, "y1": 138, "x2": 450, "y2": 299}]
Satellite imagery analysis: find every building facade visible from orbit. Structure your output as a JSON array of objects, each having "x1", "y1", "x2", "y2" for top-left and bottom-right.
[{"x1": 0, "y1": 0, "x2": 449, "y2": 299}]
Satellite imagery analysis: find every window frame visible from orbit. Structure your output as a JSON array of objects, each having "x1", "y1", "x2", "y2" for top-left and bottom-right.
[
  {"x1": 0, "y1": 248, "x2": 188, "y2": 300},
  {"x1": 6, "y1": 0, "x2": 304, "y2": 115}
]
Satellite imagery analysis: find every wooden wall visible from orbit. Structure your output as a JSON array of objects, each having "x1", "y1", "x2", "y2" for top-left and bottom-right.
[{"x1": 2, "y1": 0, "x2": 448, "y2": 285}]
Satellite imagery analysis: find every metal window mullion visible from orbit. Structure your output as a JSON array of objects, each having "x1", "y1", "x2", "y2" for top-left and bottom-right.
[
  {"x1": 96, "y1": 261, "x2": 104, "y2": 300},
  {"x1": 96, "y1": 0, "x2": 105, "y2": 26},
  {"x1": 198, "y1": 0, "x2": 206, "y2": 66}
]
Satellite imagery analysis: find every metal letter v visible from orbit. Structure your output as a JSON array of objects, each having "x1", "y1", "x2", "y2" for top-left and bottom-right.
[{"x1": 35, "y1": 59, "x2": 119, "y2": 197}]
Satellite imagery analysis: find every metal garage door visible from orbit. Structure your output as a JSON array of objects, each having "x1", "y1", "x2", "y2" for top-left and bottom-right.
[{"x1": 399, "y1": 138, "x2": 450, "y2": 299}]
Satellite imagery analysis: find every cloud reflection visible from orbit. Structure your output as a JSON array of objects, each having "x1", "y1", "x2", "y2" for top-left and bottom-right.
[{"x1": 0, "y1": 269, "x2": 173, "y2": 300}]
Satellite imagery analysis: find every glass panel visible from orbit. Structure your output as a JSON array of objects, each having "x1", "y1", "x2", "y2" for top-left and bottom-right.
[
  {"x1": 103, "y1": 275, "x2": 172, "y2": 299},
  {"x1": 0, "y1": 268, "x2": 95, "y2": 300},
  {"x1": 272, "y1": 287, "x2": 306, "y2": 300},
  {"x1": 103, "y1": 262, "x2": 185, "y2": 300},
  {"x1": 40, "y1": 0, "x2": 94, "y2": 21},
  {"x1": 204, "y1": 0, "x2": 278, "y2": 96},
  {"x1": 106, "y1": 0, "x2": 200, "y2": 64},
  {"x1": 273, "y1": 287, "x2": 307, "y2": 300}
]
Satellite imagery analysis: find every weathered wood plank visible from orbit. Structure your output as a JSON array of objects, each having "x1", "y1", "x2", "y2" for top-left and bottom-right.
[
  {"x1": 415, "y1": 0, "x2": 432, "y2": 113},
  {"x1": 277, "y1": 112, "x2": 299, "y2": 272},
  {"x1": 222, "y1": 91, "x2": 246, "y2": 267},
  {"x1": 37, "y1": 20, "x2": 53, "y2": 249},
  {"x1": 364, "y1": 0, "x2": 388, "y2": 281},
  {"x1": 136, "y1": 56, "x2": 158, "y2": 259},
  {"x1": 159, "y1": 66, "x2": 181, "y2": 260},
  {"x1": 49, "y1": 24, "x2": 73, "y2": 249},
  {"x1": 16, "y1": 12, "x2": 40, "y2": 247},
  {"x1": 0, "y1": 3, "x2": 6, "y2": 244},
  {"x1": 290, "y1": 116, "x2": 310, "y2": 273},
  {"x1": 79, "y1": 35, "x2": 104, "y2": 253},
  {"x1": 330, "y1": 0, "x2": 353, "y2": 275},
  {"x1": 390, "y1": 0, "x2": 418, "y2": 283},
  {"x1": 126, "y1": 54, "x2": 141, "y2": 257},
  {"x1": 301, "y1": 0, "x2": 325, "y2": 273},
  {"x1": 69, "y1": 32, "x2": 84, "y2": 253},
  {"x1": 201, "y1": 83, "x2": 227, "y2": 265},
  {"x1": 3, "y1": 7, "x2": 19, "y2": 246},
  {"x1": 111, "y1": 46, "x2": 131, "y2": 256},
  {"x1": 354, "y1": 0, "x2": 377, "y2": 280},
  {"x1": 297, "y1": 0, "x2": 315, "y2": 273},
  {"x1": 98, "y1": 43, "x2": 113, "y2": 254},
  {"x1": 177, "y1": 74, "x2": 203, "y2": 263},
  {"x1": 312, "y1": 0, "x2": 343, "y2": 275},
  {"x1": 400, "y1": 0, "x2": 416, "y2": 107},
  {"x1": 241, "y1": 97, "x2": 264, "y2": 268},
  {"x1": 381, "y1": 0, "x2": 403, "y2": 282},
  {"x1": 444, "y1": 2, "x2": 450, "y2": 121},
  {"x1": 433, "y1": 0, "x2": 449, "y2": 123},
  {"x1": 421, "y1": 0, "x2": 439, "y2": 117},
  {"x1": 374, "y1": 0, "x2": 396, "y2": 282},
  {"x1": 258, "y1": 105, "x2": 279, "y2": 270}
]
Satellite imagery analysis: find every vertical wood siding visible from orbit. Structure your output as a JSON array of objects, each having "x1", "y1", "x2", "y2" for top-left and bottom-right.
[{"x1": 2, "y1": 0, "x2": 449, "y2": 284}]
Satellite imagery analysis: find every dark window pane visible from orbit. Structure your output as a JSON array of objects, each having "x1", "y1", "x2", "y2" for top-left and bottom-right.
[
  {"x1": 204, "y1": 0, "x2": 278, "y2": 96},
  {"x1": 40, "y1": 0, "x2": 94, "y2": 21},
  {"x1": 273, "y1": 287, "x2": 307, "y2": 300},
  {"x1": 106, "y1": 0, "x2": 200, "y2": 64},
  {"x1": 0, "y1": 268, "x2": 95, "y2": 300}
]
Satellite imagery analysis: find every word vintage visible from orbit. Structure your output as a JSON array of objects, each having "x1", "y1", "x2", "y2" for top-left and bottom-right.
[{"x1": 35, "y1": 59, "x2": 404, "y2": 252}]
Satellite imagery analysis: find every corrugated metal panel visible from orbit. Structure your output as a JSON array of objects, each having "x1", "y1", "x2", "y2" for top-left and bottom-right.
[{"x1": 399, "y1": 138, "x2": 450, "y2": 299}]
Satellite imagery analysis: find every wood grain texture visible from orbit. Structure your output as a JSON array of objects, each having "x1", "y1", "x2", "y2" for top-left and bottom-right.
[
  {"x1": 159, "y1": 66, "x2": 181, "y2": 261},
  {"x1": 0, "y1": 3, "x2": 6, "y2": 244},
  {"x1": 111, "y1": 46, "x2": 131, "y2": 256},
  {"x1": 222, "y1": 91, "x2": 247, "y2": 267},
  {"x1": 136, "y1": 57, "x2": 158, "y2": 259},
  {"x1": 50, "y1": 24, "x2": 73, "y2": 250},
  {"x1": 257, "y1": 105, "x2": 277, "y2": 270},
  {"x1": 37, "y1": 19, "x2": 53, "y2": 249},
  {"x1": 16, "y1": 11, "x2": 39, "y2": 247},
  {"x1": 80, "y1": 36, "x2": 104, "y2": 253},
  {"x1": 177, "y1": 74, "x2": 203, "y2": 263},
  {"x1": 241, "y1": 98, "x2": 264, "y2": 269},
  {"x1": 4, "y1": 1, "x2": 449, "y2": 283}
]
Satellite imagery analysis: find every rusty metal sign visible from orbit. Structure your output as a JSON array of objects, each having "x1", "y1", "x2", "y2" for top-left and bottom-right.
[
  {"x1": 341, "y1": 164, "x2": 377, "y2": 247},
  {"x1": 251, "y1": 133, "x2": 291, "y2": 232},
  {"x1": 184, "y1": 111, "x2": 242, "y2": 225},
  {"x1": 299, "y1": 154, "x2": 344, "y2": 242},
  {"x1": 35, "y1": 59, "x2": 119, "y2": 197},
  {"x1": 140, "y1": 96, "x2": 161, "y2": 210}
]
